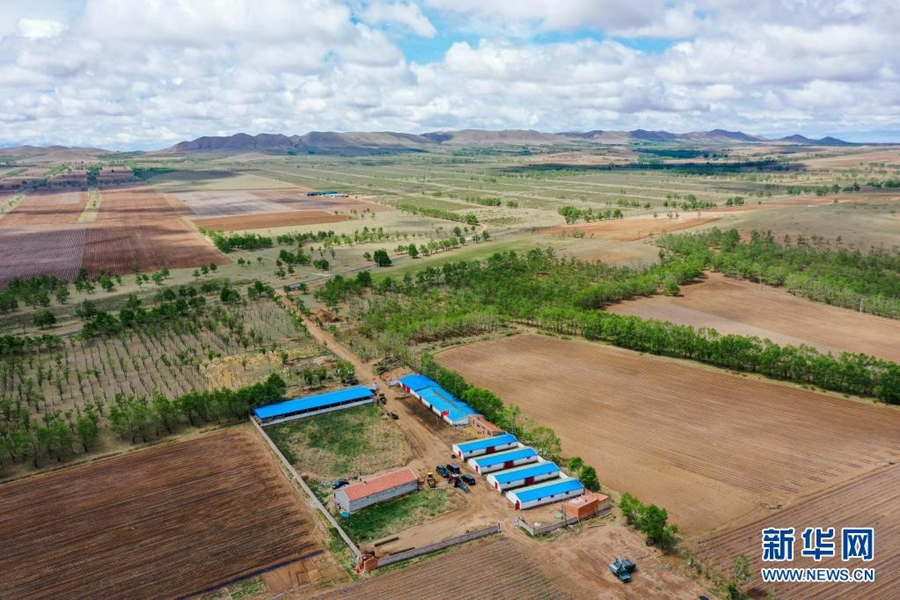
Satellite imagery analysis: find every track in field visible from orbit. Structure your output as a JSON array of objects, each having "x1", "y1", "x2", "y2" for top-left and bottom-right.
[
  {"x1": 314, "y1": 537, "x2": 571, "y2": 600},
  {"x1": 610, "y1": 273, "x2": 900, "y2": 363},
  {"x1": 0, "y1": 429, "x2": 321, "y2": 599},
  {"x1": 438, "y1": 334, "x2": 900, "y2": 534},
  {"x1": 696, "y1": 464, "x2": 900, "y2": 599}
]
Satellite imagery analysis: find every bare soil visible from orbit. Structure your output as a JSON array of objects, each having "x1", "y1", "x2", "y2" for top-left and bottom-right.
[
  {"x1": 537, "y1": 215, "x2": 719, "y2": 241},
  {"x1": 437, "y1": 334, "x2": 900, "y2": 535},
  {"x1": 193, "y1": 210, "x2": 353, "y2": 231},
  {"x1": 83, "y1": 217, "x2": 229, "y2": 275},
  {"x1": 0, "y1": 429, "x2": 325, "y2": 599},
  {"x1": 696, "y1": 464, "x2": 900, "y2": 599},
  {"x1": 609, "y1": 272, "x2": 900, "y2": 363},
  {"x1": 0, "y1": 190, "x2": 87, "y2": 225},
  {"x1": 0, "y1": 225, "x2": 86, "y2": 287},
  {"x1": 174, "y1": 190, "x2": 290, "y2": 217}
]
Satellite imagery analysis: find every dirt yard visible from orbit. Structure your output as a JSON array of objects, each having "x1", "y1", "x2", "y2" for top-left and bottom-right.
[
  {"x1": 193, "y1": 210, "x2": 353, "y2": 231},
  {"x1": 696, "y1": 464, "x2": 900, "y2": 599},
  {"x1": 437, "y1": 334, "x2": 900, "y2": 536},
  {"x1": 609, "y1": 272, "x2": 900, "y2": 363},
  {"x1": 0, "y1": 428, "x2": 333, "y2": 599}
]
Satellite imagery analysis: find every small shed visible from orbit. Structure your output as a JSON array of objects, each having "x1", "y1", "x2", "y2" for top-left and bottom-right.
[
  {"x1": 452, "y1": 433, "x2": 518, "y2": 460},
  {"x1": 563, "y1": 492, "x2": 611, "y2": 519},
  {"x1": 470, "y1": 415, "x2": 505, "y2": 437},
  {"x1": 335, "y1": 468, "x2": 418, "y2": 514}
]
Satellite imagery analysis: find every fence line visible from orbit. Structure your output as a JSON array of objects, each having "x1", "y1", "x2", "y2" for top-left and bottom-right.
[
  {"x1": 376, "y1": 524, "x2": 501, "y2": 568},
  {"x1": 250, "y1": 419, "x2": 361, "y2": 559}
]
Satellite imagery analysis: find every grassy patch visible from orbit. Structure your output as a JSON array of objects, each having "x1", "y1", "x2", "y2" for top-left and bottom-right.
[
  {"x1": 266, "y1": 404, "x2": 411, "y2": 480},
  {"x1": 339, "y1": 488, "x2": 457, "y2": 543},
  {"x1": 227, "y1": 577, "x2": 265, "y2": 600}
]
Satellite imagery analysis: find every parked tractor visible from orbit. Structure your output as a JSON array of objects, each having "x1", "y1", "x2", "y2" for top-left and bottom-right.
[
  {"x1": 609, "y1": 556, "x2": 636, "y2": 583},
  {"x1": 425, "y1": 472, "x2": 437, "y2": 488}
]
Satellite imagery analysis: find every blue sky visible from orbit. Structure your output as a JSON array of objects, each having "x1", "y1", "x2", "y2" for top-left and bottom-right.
[{"x1": 0, "y1": 1, "x2": 897, "y2": 149}]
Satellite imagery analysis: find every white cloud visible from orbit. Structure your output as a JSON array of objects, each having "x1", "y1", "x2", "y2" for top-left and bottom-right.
[
  {"x1": 15, "y1": 18, "x2": 66, "y2": 40},
  {"x1": 0, "y1": 0, "x2": 897, "y2": 148},
  {"x1": 362, "y1": 1, "x2": 436, "y2": 38}
]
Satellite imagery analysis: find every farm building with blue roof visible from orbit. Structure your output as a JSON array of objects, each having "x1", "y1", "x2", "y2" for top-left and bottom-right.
[
  {"x1": 252, "y1": 386, "x2": 375, "y2": 425},
  {"x1": 505, "y1": 477, "x2": 585, "y2": 510},
  {"x1": 396, "y1": 374, "x2": 478, "y2": 426},
  {"x1": 468, "y1": 446, "x2": 538, "y2": 474},
  {"x1": 485, "y1": 461, "x2": 561, "y2": 492},
  {"x1": 452, "y1": 433, "x2": 518, "y2": 459}
]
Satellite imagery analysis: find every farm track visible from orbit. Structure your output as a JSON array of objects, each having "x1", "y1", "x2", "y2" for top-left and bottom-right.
[
  {"x1": 696, "y1": 464, "x2": 900, "y2": 599},
  {"x1": 314, "y1": 537, "x2": 572, "y2": 599},
  {"x1": 0, "y1": 429, "x2": 321, "y2": 599},
  {"x1": 438, "y1": 334, "x2": 900, "y2": 534}
]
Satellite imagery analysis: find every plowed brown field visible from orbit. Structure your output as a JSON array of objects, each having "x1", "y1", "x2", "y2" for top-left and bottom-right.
[
  {"x1": 97, "y1": 186, "x2": 188, "y2": 220},
  {"x1": 314, "y1": 537, "x2": 571, "y2": 600},
  {"x1": 0, "y1": 191, "x2": 87, "y2": 225},
  {"x1": 252, "y1": 189, "x2": 392, "y2": 212},
  {"x1": 194, "y1": 210, "x2": 352, "y2": 231},
  {"x1": 0, "y1": 429, "x2": 322, "y2": 599},
  {"x1": 438, "y1": 334, "x2": 900, "y2": 535},
  {"x1": 0, "y1": 226, "x2": 86, "y2": 287},
  {"x1": 537, "y1": 216, "x2": 718, "y2": 241},
  {"x1": 696, "y1": 464, "x2": 900, "y2": 599},
  {"x1": 609, "y1": 273, "x2": 900, "y2": 363},
  {"x1": 83, "y1": 217, "x2": 228, "y2": 275}
]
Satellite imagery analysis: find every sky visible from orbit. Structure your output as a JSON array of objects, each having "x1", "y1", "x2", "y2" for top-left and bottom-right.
[{"x1": 0, "y1": 0, "x2": 898, "y2": 150}]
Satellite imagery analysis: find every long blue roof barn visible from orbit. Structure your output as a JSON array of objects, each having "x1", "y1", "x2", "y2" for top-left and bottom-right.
[
  {"x1": 490, "y1": 461, "x2": 560, "y2": 485},
  {"x1": 253, "y1": 386, "x2": 374, "y2": 420},
  {"x1": 397, "y1": 374, "x2": 478, "y2": 425},
  {"x1": 471, "y1": 447, "x2": 537, "y2": 468},
  {"x1": 510, "y1": 477, "x2": 584, "y2": 503},
  {"x1": 454, "y1": 433, "x2": 518, "y2": 454}
]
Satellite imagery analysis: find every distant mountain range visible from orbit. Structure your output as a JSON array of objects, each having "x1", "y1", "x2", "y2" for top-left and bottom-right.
[
  {"x1": 161, "y1": 128, "x2": 856, "y2": 155},
  {"x1": 0, "y1": 129, "x2": 863, "y2": 159}
]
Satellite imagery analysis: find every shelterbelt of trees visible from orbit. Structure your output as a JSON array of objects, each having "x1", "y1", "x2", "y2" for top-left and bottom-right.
[
  {"x1": 658, "y1": 228, "x2": 900, "y2": 319},
  {"x1": 0, "y1": 374, "x2": 286, "y2": 474},
  {"x1": 343, "y1": 249, "x2": 899, "y2": 404}
]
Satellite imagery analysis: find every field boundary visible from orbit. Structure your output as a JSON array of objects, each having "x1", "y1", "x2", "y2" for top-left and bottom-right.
[
  {"x1": 250, "y1": 418, "x2": 361, "y2": 559},
  {"x1": 375, "y1": 523, "x2": 502, "y2": 569}
]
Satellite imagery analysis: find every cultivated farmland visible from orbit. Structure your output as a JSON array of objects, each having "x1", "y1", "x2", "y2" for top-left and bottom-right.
[
  {"x1": 610, "y1": 273, "x2": 900, "y2": 363},
  {"x1": 0, "y1": 226, "x2": 86, "y2": 288},
  {"x1": 194, "y1": 210, "x2": 352, "y2": 232},
  {"x1": 0, "y1": 429, "x2": 326, "y2": 599},
  {"x1": 174, "y1": 190, "x2": 290, "y2": 217},
  {"x1": 314, "y1": 537, "x2": 572, "y2": 600},
  {"x1": 437, "y1": 334, "x2": 900, "y2": 534},
  {"x1": 0, "y1": 190, "x2": 87, "y2": 225},
  {"x1": 83, "y1": 217, "x2": 228, "y2": 275},
  {"x1": 697, "y1": 464, "x2": 900, "y2": 599}
]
